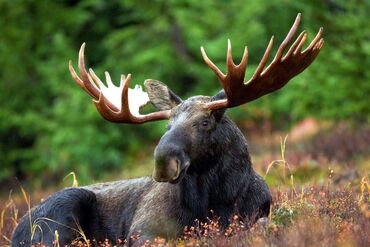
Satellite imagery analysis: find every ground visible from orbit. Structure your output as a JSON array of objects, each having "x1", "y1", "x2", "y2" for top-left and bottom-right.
[{"x1": 1, "y1": 121, "x2": 369, "y2": 246}]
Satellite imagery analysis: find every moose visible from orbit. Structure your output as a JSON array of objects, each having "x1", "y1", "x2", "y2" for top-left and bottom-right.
[{"x1": 12, "y1": 14, "x2": 323, "y2": 246}]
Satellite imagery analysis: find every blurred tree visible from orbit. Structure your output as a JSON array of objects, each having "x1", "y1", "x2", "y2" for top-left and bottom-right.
[
  {"x1": 262, "y1": 0, "x2": 370, "y2": 124},
  {"x1": 0, "y1": 0, "x2": 368, "y2": 185}
]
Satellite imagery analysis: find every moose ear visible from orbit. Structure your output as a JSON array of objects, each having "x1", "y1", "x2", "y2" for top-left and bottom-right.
[
  {"x1": 211, "y1": 90, "x2": 226, "y2": 101},
  {"x1": 144, "y1": 79, "x2": 182, "y2": 111},
  {"x1": 211, "y1": 90, "x2": 227, "y2": 121}
]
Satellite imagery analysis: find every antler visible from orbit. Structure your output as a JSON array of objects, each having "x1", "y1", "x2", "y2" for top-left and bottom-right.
[
  {"x1": 201, "y1": 13, "x2": 324, "y2": 110},
  {"x1": 69, "y1": 43, "x2": 170, "y2": 123}
]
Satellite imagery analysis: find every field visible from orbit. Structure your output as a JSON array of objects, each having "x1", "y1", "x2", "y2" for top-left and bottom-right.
[
  {"x1": 1, "y1": 122, "x2": 369, "y2": 246},
  {"x1": 1, "y1": 1, "x2": 369, "y2": 246}
]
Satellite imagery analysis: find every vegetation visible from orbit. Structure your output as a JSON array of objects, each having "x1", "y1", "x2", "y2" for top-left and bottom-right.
[
  {"x1": 1, "y1": 127, "x2": 369, "y2": 246},
  {"x1": 0, "y1": 1, "x2": 369, "y2": 245}
]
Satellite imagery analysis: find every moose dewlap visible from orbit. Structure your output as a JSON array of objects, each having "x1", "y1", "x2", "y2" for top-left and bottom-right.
[{"x1": 12, "y1": 13, "x2": 323, "y2": 246}]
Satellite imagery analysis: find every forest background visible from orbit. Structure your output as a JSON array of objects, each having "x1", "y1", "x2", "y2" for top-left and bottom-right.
[{"x1": 0, "y1": 0, "x2": 369, "y2": 188}]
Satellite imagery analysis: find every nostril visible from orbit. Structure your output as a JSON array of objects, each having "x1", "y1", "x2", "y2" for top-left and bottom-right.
[
  {"x1": 171, "y1": 158, "x2": 182, "y2": 171},
  {"x1": 175, "y1": 158, "x2": 180, "y2": 166},
  {"x1": 168, "y1": 158, "x2": 180, "y2": 170}
]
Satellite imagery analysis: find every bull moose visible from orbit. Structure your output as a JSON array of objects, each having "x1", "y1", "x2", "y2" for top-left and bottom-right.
[{"x1": 12, "y1": 14, "x2": 323, "y2": 246}]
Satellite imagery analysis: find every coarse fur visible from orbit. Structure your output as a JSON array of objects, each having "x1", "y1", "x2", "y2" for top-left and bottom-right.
[{"x1": 12, "y1": 89, "x2": 271, "y2": 246}]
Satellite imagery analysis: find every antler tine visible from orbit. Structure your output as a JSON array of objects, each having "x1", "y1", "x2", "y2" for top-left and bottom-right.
[
  {"x1": 120, "y1": 74, "x2": 126, "y2": 87},
  {"x1": 283, "y1": 31, "x2": 306, "y2": 60},
  {"x1": 274, "y1": 13, "x2": 301, "y2": 60},
  {"x1": 238, "y1": 46, "x2": 249, "y2": 70},
  {"x1": 89, "y1": 68, "x2": 106, "y2": 89},
  {"x1": 94, "y1": 93, "x2": 122, "y2": 122},
  {"x1": 69, "y1": 50, "x2": 98, "y2": 100},
  {"x1": 294, "y1": 33, "x2": 308, "y2": 54},
  {"x1": 68, "y1": 60, "x2": 84, "y2": 88},
  {"x1": 226, "y1": 40, "x2": 249, "y2": 97},
  {"x1": 227, "y1": 39, "x2": 249, "y2": 77},
  {"x1": 226, "y1": 39, "x2": 235, "y2": 70},
  {"x1": 119, "y1": 73, "x2": 131, "y2": 113},
  {"x1": 105, "y1": 71, "x2": 115, "y2": 88},
  {"x1": 200, "y1": 46, "x2": 226, "y2": 81},
  {"x1": 251, "y1": 36, "x2": 274, "y2": 80},
  {"x1": 77, "y1": 43, "x2": 100, "y2": 99},
  {"x1": 303, "y1": 27, "x2": 324, "y2": 53}
]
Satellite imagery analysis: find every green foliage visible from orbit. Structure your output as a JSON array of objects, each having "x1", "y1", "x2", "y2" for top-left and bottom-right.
[
  {"x1": 0, "y1": 0, "x2": 369, "y2": 184},
  {"x1": 266, "y1": 0, "x2": 370, "y2": 123},
  {"x1": 273, "y1": 206, "x2": 297, "y2": 226}
]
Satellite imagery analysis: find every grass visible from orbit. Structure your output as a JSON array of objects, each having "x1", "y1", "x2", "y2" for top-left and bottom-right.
[{"x1": 1, "y1": 123, "x2": 369, "y2": 246}]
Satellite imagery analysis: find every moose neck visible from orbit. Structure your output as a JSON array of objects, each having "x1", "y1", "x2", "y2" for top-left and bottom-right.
[{"x1": 176, "y1": 116, "x2": 253, "y2": 226}]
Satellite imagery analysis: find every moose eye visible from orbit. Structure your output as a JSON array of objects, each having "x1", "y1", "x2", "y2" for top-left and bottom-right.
[{"x1": 201, "y1": 120, "x2": 209, "y2": 127}]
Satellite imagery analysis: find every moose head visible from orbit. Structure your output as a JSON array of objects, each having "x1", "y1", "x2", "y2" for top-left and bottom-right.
[{"x1": 69, "y1": 13, "x2": 323, "y2": 184}]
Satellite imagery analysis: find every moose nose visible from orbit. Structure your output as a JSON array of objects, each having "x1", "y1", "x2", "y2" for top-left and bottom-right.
[
  {"x1": 153, "y1": 127, "x2": 191, "y2": 183},
  {"x1": 152, "y1": 157, "x2": 181, "y2": 182}
]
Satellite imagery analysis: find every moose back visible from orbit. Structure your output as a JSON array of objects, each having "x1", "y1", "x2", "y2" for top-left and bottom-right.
[{"x1": 12, "y1": 13, "x2": 323, "y2": 246}]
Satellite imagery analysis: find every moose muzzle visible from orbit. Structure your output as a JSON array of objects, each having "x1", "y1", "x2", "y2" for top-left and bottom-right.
[
  {"x1": 153, "y1": 157, "x2": 180, "y2": 182},
  {"x1": 152, "y1": 129, "x2": 191, "y2": 183}
]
